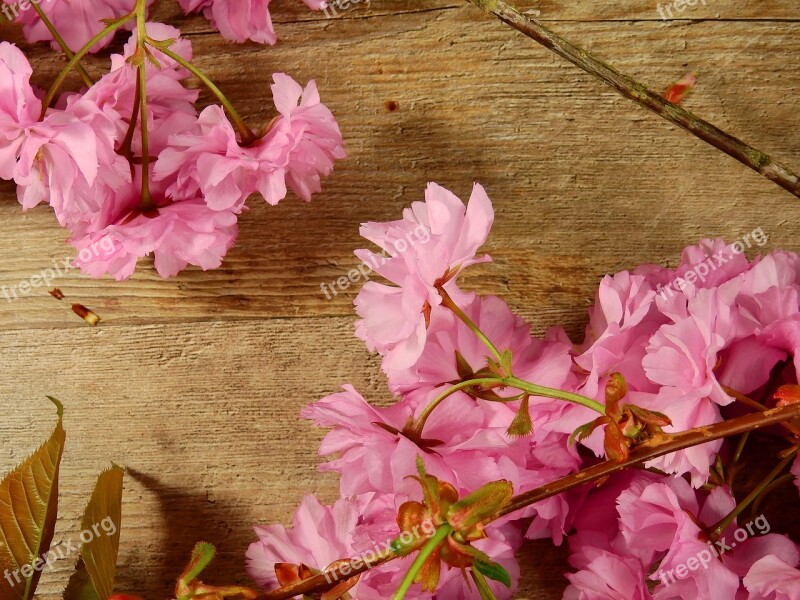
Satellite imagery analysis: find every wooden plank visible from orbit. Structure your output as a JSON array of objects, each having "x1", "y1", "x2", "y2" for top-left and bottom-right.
[
  {"x1": 150, "y1": 0, "x2": 800, "y2": 25},
  {"x1": 0, "y1": 11, "x2": 798, "y2": 331},
  {"x1": 0, "y1": 2, "x2": 798, "y2": 598},
  {"x1": 0, "y1": 318, "x2": 375, "y2": 599}
]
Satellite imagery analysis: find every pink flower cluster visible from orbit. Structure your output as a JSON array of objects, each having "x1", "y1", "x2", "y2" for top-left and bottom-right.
[
  {"x1": 175, "y1": 0, "x2": 328, "y2": 45},
  {"x1": 4, "y1": 0, "x2": 325, "y2": 51},
  {"x1": 246, "y1": 184, "x2": 800, "y2": 598},
  {"x1": 1, "y1": 24, "x2": 344, "y2": 279}
]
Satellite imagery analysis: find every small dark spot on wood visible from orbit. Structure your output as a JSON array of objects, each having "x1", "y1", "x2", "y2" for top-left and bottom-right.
[
  {"x1": 49, "y1": 288, "x2": 65, "y2": 300},
  {"x1": 385, "y1": 100, "x2": 399, "y2": 112}
]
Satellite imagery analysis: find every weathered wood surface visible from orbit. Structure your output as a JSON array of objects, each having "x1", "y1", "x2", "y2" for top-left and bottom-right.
[{"x1": 0, "y1": 1, "x2": 798, "y2": 598}]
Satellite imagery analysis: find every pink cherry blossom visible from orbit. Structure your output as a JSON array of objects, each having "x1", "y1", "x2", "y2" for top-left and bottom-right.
[
  {"x1": 175, "y1": 0, "x2": 275, "y2": 44},
  {"x1": 653, "y1": 526, "x2": 740, "y2": 600},
  {"x1": 271, "y1": 73, "x2": 346, "y2": 201},
  {"x1": 73, "y1": 198, "x2": 239, "y2": 280},
  {"x1": 576, "y1": 270, "x2": 667, "y2": 402},
  {"x1": 617, "y1": 478, "x2": 699, "y2": 565},
  {"x1": 743, "y1": 555, "x2": 800, "y2": 600},
  {"x1": 644, "y1": 285, "x2": 745, "y2": 406},
  {"x1": 155, "y1": 74, "x2": 344, "y2": 211},
  {"x1": 301, "y1": 384, "x2": 541, "y2": 500},
  {"x1": 176, "y1": 0, "x2": 327, "y2": 45},
  {"x1": 354, "y1": 182, "x2": 494, "y2": 370},
  {"x1": 11, "y1": 0, "x2": 153, "y2": 54},
  {"x1": 667, "y1": 238, "x2": 754, "y2": 300},
  {"x1": 627, "y1": 387, "x2": 724, "y2": 486},
  {"x1": 83, "y1": 24, "x2": 199, "y2": 145},
  {"x1": 0, "y1": 42, "x2": 40, "y2": 179},
  {"x1": 246, "y1": 494, "x2": 361, "y2": 591},
  {"x1": 567, "y1": 470, "x2": 666, "y2": 563},
  {"x1": 651, "y1": 486, "x2": 751, "y2": 598},
  {"x1": 384, "y1": 294, "x2": 536, "y2": 392},
  {"x1": 246, "y1": 491, "x2": 520, "y2": 599},
  {"x1": 564, "y1": 547, "x2": 652, "y2": 600},
  {"x1": 14, "y1": 107, "x2": 130, "y2": 229},
  {"x1": 155, "y1": 105, "x2": 269, "y2": 211},
  {"x1": 113, "y1": 22, "x2": 195, "y2": 76}
]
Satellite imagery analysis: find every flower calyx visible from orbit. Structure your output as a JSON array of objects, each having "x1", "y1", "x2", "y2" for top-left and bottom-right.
[
  {"x1": 393, "y1": 458, "x2": 513, "y2": 592},
  {"x1": 570, "y1": 373, "x2": 672, "y2": 462}
]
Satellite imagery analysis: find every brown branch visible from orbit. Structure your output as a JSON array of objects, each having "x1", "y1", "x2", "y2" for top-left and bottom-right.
[
  {"x1": 496, "y1": 403, "x2": 800, "y2": 518},
  {"x1": 464, "y1": 0, "x2": 800, "y2": 199},
  {"x1": 258, "y1": 553, "x2": 394, "y2": 600},
  {"x1": 257, "y1": 403, "x2": 800, "y2": 599}
]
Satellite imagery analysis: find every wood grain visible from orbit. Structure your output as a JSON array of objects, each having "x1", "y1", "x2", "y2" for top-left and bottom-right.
[{"x1": 0, "y1": 1, "x2": 798, "y2": 598}]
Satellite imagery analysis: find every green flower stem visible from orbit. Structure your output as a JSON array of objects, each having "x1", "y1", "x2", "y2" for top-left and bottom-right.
[
  {"x1": 436, "y1": 288, "x2": 605, "y2": 421},
  {"x1": 117, "y1": 72, "x2": 141, "y2": 161},
  {"x1": 471, "y1": 569, "x2": 497, "y2": 599},
  {"x1": 751, "y1": 473, "x2": 794, "y2": 517},
  {"x1": 439, "y1": 287, "x2": 503, "y2": 362},
  {"x1": 409, "y1": 374, "x2": 604, "y2": 439},
  {"x1": 505, "y1": 376, "x2": 606, "y2": 415},
  {"x1": 408, "y1": 377, "x2": 506, "y2": 437},
  {"x1": 726, "y1": 431, "x2": 750, "y2": 486},
  {"x1": 392, "y1": 524, "x2": 451, "y2": 600},
  {"x1": 41, "y1": 13, "x2": 135, "y2": 117},
  {"x1": 30, "y1": 3, "x2": 94, "y2": 87},
  {"x1": 135, "y1": 0, "x2": 154, "y2": 211},
  {"x1": 136, "y1": 63, "x2": 153, "y2": 211},
  {"x1": 709, "y1": 443, "x2": 800, "y2": 542},
  {"x1": 724, "y1": 386, "x2": 769, "y2": 412},
  {"x1": 153, "y1": 44, "x2": 258, "y2": 146}
]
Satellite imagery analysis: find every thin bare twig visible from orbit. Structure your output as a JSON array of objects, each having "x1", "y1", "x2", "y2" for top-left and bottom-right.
[
  {"x1": 465, "y1": 0, "x2": 800, "y2": 199},
  {"x1": 257, "y1": 403, "x2": 800, "y2": 599}
]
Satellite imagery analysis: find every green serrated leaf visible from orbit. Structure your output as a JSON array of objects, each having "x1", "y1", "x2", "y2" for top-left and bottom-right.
[
  {"x1": 568, "y1": 416, "x2": 607, "y2": 446},
  {"x1": 64, "y1": 466, "x2": 124, "y2": 600},
  {"x1": 414, "y1": 457, "x2": 440, "y2": 515},
  {"x1": 474, "y1": 559, "x2": 512, "y2": 588},
  {"x1": 0, "y1": 400, "x2": 66, "y2": 600},
  {"x1": 144, "y1": 47, "x2": 162, "y2": 69},
  {"x1": 506, "y1": 396, "x2": 532, "y2": 437},
  {"x1": 145, "y1": 36, "x2": 176, "y2": 50}
]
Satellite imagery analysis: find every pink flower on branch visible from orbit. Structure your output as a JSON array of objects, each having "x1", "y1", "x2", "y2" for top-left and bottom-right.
[
  {"x1": 354, "y1": 182, "x2": 494, "y2": 370},
  {"x1": 2, "y1": 17, "x2": 344, "y2": 279},
  {"x1": 73, "y1": 198, "x2": 239, "y2": 280},
  {"x1": 11, "y1": 0, "x2": 155, "y2": 53},
  {"x1": 175, "y1": 0, "x2": 329, "y2": 45},
  {"x1": 155, "y1": 73, "x2": 345, "y2": 212}
]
